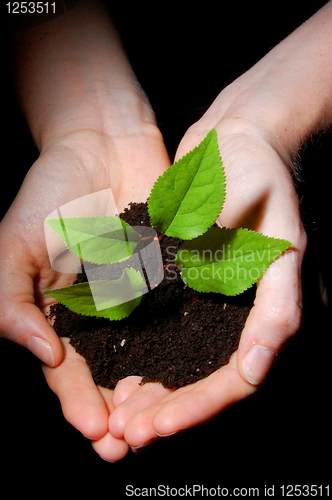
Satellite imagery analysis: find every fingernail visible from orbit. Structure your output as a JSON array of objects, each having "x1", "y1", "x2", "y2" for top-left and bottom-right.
[
  {"x1": 130, "y1": 438, "x2": 157, "y2": 454},
  {"x1": 100, "y1": 457, "x2": 117, "y2": 463},
  {"x1": 26, "y1": 336, "x2": 55, "y2": 367},
  {"x1": 156, "y1": 431, "x2": 177, "y2": 438},
  {"x1": 242, "y1": 346, "x2": 276, "y2": 385}
]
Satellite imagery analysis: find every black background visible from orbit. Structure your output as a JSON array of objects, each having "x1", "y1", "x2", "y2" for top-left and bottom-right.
[{"x1": 0, "y1": 1, "x2": 330, "y2": 494}]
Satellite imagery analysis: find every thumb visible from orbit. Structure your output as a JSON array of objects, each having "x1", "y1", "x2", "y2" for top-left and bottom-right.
[
  {"x1": 0, "y1": 300, "x2": 64, "y2": 367},
  {"x1": 237, "y1": 253, "x2": 303, "y2": 385},
  {"x1": 0, "y1": 241, "x2": 64, "y2": 367}
]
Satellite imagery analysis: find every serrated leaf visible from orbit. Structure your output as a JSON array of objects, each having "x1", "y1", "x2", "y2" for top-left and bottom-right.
[
  {"x1": 44, "y1": 268, "x2": 145, "y2": 320},
  {"x1": 46, "y1": 216, "x2": 141, "y2": 265},
  {"x1": 148, "y1": 129, "x2": 225, "y2": 239},
  {"x1": 176, "y1": 226, "x2": 291, "y2": 296}
]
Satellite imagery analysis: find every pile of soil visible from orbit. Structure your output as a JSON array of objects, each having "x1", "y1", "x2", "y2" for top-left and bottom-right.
[{"x1": 49, "y1": 203, "x2": 253, "y2": 390}]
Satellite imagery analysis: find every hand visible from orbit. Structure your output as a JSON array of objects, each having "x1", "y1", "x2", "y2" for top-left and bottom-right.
[
  {"x1": 0, "y1": 127, "x2": 170, "y2": 462},
  {"x1": 104, "y1": 109, "x2": 306, "y2": 454},
  {"x1": 1, "y1": 0, "x2": 175, "y2": 462},
  {"x1": 3, "y1": 0, "x2": 326, "y2": 462},
  {"x1": 105, "y1": 0, "x2": 331, "y2": 450}
]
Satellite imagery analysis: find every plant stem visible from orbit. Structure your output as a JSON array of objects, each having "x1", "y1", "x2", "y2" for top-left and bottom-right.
[{"x1": 163, "y1": 263, "x2": 180, "y2": 270}]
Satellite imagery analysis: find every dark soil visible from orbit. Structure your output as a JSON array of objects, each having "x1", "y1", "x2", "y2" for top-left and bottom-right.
[{"x1": 49, "y1": 202, "x2": 254, "y2": 390}]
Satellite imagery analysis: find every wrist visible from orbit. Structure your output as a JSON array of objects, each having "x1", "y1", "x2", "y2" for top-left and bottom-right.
[
  {"x1": 215, "y1": 78, "x2": 302, "y2": 167},
  {"x1": 38, "y1": 86, "x2": 158, "y2": 152},
  {"x1": 219, "y1": 57, "x2": 330, "y2": 163},
  {"x1": 13, "y1": 0, "x2": 157, "y2": 151},
  {"x1": 188, "y1": 82, "x2": 298, "y2": 170},
  {"x1": 193, "y1": 1, "x2": 332, "y2": 165}
]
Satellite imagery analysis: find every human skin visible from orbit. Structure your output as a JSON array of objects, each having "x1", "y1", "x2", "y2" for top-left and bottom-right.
[
  {"x1": 1, "y1": 0, "x2": 331, "y2": 461},
  {"x1": 0, "y1": 0, "x2": 170, "y2": 460}
]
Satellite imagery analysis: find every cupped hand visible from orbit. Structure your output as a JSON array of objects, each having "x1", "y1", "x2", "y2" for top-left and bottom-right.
[
  {"x1": 0, "y1": 116, "x2": 306, "y2": 462},
  {"x1": 106, "y1": 116, "x2": 307, "y2": 452},
  {"x1": 0, "y1": 127, "x2": 170, "y2": 462}
]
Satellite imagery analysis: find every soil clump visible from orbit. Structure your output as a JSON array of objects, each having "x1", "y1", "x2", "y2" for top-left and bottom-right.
[{"x1": 50, "y1": 202, "x2": 253, "y2": 390}]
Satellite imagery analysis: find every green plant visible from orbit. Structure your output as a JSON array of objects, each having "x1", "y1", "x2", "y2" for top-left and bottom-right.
[{"x1": 44, "y1": 129, "x2": 291, "y2": 320}]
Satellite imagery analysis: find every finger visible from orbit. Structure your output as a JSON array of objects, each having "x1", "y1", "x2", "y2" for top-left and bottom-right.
[
  {"x1": 0, "y1": 236, "x2": 64, "y2": 367},
  {"x1": 94, "y1": 386, "x2": 131, "y2": 461},
  {"x1": 123, "y1": 353, "x2": 256, "y2": 447},
  {"x1": 43, "y1": 338, "x2": 109, "y2": 440},
  {"x1": 111, "y1": 376, "x2": 144, "y2": 407},
  {"x1": 91, "y1": 432, "x2": 129, "y2": 462},
  {"x1": 237, "y1": 248, "x2": 304, "y2": 385},
  {"x1": 0, "y1": 299, "x2": 64, "y2": 367},
  {"x1": 98, "y1": 385, "x2": 116, "y2": 413},
  {"x1": 109, "y1": 381, "x2": 171, "y2": 439}
]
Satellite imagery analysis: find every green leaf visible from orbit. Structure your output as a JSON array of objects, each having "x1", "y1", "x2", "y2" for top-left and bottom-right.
[
  {"x1": 176, "y1": 226, "x2": 292, "y2": 296},
  {"x1": 46, "y1": 216, "x2": 141, "y2": 265},
  {"x1": 148, "y1": 129, "x2": 225, "y2": 239},
  {"x1": 44, "y1": 268, "x2": 145, "y2": 320}
]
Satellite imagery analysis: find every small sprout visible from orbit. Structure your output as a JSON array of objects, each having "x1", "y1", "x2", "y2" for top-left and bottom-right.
[{"x1": 44, "y1": 129, "x2": 292, "y2": 320}]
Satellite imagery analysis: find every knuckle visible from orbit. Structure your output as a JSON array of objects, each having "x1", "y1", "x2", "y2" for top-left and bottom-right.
[{"x1": 262, "y1": 297, "x2": 303, "y2": 343}]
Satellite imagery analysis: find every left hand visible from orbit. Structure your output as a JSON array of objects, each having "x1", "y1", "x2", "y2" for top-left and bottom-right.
[{"x1": 0, "y1": 127, "x2": 170, "y2": 463}]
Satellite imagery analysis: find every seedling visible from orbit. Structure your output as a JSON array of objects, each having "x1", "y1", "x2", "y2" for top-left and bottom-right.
[{"x1": 44, "y1": 129, "x2": 291, "y2": 319}]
